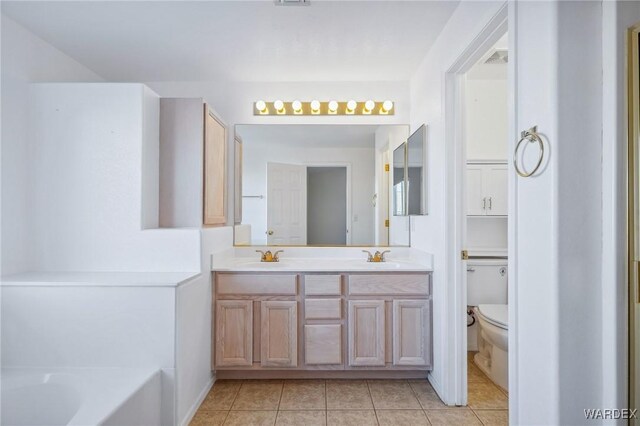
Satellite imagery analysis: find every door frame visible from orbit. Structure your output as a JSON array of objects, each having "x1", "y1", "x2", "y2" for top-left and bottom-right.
[
  {"x1": 304, "y1": 162, "x2": 352, "y2": 245},
  {"x1": 443, "y1": 2, "x2": 509, "y2": 408}
]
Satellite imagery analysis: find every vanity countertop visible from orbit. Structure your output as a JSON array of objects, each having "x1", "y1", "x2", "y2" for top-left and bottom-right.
[{"x1": 211, "y1": 257, "x2": 432, "y2": 273}]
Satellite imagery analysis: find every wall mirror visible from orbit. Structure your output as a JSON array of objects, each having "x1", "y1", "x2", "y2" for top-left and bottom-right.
[
  {"x1": 407, "y1": 124, "x2": 427, "y2": 215},
  {"x1": 234, "y1": 124, "x2": 410, "y2": 246},
  {"x1": 393, "y1": 143, "x2": 407, "y2": 216}
]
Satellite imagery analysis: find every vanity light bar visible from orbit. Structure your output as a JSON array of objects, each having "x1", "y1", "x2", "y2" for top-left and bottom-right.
[{"x1": 253, "y1": 100, "x2": 395, "y2": 116}]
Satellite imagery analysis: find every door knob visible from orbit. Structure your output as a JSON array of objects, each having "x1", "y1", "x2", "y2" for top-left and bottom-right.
[{"x1": 267, "y1": 230, "x2": 274, "y2": 235}]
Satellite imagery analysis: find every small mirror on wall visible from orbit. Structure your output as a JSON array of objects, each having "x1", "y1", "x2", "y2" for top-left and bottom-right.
[
  {"x1": 407, "y1": 124, "x2": 427, "y2": 215},
  {"x1": 393, "y1": 142, "x2": 407, "y2": 216}
]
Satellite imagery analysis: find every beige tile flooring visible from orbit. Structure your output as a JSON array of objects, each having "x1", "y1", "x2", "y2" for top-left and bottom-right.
[{"x1": 191, "y1": 354, "x2": 508, "y2": 425}]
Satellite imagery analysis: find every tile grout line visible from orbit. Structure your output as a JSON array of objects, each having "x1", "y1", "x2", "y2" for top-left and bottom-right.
[
  {"x1": 274, "y1": 380, "x2": 285, "y2": 426},
  {"x1": 365, "y1": 380, "x2": 381, "y2": 426},
  {"x1": 324, "y1": 380, "x2": 328, "y2": 426},
  {"x1": 223, "y1": 380, "x2": 243, "y2": 425}
]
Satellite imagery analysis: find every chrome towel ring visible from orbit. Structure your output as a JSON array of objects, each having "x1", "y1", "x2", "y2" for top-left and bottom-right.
[{"x1": 514, "y1": 126, "x2": 544, "y2": 177}]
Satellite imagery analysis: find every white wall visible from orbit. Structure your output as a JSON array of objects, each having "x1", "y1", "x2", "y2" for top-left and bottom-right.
[
  {"x1": 465, "y1": 78, "x2": 508, "y2": 161},
  {"x1": 407, "y1": 0, "x2": 506, "y2": 404},
  {"x1": 1, "y1": 15, "x2": 103, "y2": 275},
  {"x1": 176, "y1": 226, "x2": 233, "y2": 426},
  {"x1": 241, "y1": 141, "x2": 375, "y2": 245},
  {"x1": 29, "y1": 83, "x2": 201, "y2": 272}
]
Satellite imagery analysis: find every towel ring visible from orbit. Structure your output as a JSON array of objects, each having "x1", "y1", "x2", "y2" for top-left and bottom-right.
[{"x1": 514, "y1": 126, "x2": 544, "y2": 177}]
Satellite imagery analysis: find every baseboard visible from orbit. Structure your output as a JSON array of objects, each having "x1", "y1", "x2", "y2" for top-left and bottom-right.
[
  {"x1": 179, "y1": 374, "x2": 215, "y2": 426},
  {"x1": 216, "y1": 370, "x2": 429, "y2": 380},
  {"x1": 428, "y1": 372, "x2": 453, "y2": 406}
]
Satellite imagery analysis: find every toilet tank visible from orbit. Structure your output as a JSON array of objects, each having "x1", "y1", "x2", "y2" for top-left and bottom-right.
[{"x1": 467, "y1": 260, "x2": 508, "y2": 306}]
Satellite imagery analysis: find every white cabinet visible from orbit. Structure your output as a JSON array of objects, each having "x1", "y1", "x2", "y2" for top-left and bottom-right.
[
  {"x1": 466, "y1": 164, "x2": 507, "y2": 216},
  {"x1": 348, "y1": 300, "x2": 386, "y2": 366}
]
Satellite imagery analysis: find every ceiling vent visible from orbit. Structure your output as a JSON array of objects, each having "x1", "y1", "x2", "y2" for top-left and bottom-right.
[
  {"x1": 484, "y1": 49, "x2": 508, "y2": 64},
  {"x1": 275, "y1": 0, "x2": 310, "y2": 5}
]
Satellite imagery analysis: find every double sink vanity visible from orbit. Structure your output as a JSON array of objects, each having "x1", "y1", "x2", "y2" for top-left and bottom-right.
[{"x1": 211, "y1": 249, "x2": 433, "y2": 379}]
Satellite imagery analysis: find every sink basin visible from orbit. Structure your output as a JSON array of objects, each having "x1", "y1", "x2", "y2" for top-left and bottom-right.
[{"x1": 364, "y1": 261, "x2": 402, "y2": 269}]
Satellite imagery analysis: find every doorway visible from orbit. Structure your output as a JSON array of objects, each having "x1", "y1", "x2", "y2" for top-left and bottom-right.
[{"x1": 307, "y1": 166, "x2": 348, "y2": 245}]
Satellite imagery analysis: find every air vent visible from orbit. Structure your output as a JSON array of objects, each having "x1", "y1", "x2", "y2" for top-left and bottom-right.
[
  {"x1": 484, "y1": 49, "x2": 508, "y2": 65},
  {"x1": 275, "y1": 0, "x2": 310, "y2": 5}
]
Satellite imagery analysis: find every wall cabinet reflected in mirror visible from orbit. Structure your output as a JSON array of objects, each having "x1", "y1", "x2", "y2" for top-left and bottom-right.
[
  {"x1": 233, "y1": 124, "x2": 410, "y2": 247},
  {"x1": 392, "y1": 124, "x2": 428, "y2": 217}
]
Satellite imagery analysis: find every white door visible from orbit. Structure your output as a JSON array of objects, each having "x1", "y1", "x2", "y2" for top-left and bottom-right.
[
  {"x1": 486, "y1": 165, "x2": 507, "y2": 216},
  {"x1": 466, "y1": 165, "x2": 486, "y2": 216},
  {"x1": 267, "y1": 163, "x2": 307, "y2": 245}
]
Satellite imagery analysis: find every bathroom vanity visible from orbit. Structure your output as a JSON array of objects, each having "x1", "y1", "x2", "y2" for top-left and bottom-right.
[{"x1": 211, "y1": 257, "x2": 432, "y2": 379}]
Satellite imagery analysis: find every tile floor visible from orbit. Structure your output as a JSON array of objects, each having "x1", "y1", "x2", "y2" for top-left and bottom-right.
[{"x1": 191, "y1": 354, "x2": 508, "y2": 425}]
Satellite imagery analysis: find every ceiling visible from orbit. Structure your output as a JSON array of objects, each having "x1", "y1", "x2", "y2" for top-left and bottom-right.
[
  {"x1": 237, "y1": 124, "x2": 386, "y2": 148},
  {"x1": 1, "y1": 0, "x2": 460, "y2": 82}
]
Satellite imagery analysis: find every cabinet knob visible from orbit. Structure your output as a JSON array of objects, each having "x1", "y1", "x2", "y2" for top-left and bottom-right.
[{"x1": 267, "y1": 230, "x2": 274, "y2": 235}]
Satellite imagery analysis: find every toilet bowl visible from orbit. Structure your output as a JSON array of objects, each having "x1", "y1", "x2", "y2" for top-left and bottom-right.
[{"x1": 474, "y1": 304, "x2": 508, "y2": 392}]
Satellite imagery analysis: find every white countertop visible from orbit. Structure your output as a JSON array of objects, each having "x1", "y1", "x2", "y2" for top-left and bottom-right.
[
  {"x1": 0, "y1": 271, "x2": 201, "y2": 287},
  {"x1": 212, "y1": 257, "x2": 432, "y2": 273}
]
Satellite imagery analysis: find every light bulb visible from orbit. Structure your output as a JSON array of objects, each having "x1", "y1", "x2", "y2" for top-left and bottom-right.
[
  {"x1": 274, "y1": 100, "x2": 285, "y2": 114},
  {"x1": 364, "y1": 100, "x2": 375, "y2": 113},
  {"x1": 292, "y1": 100, "x2": 303, "y2": 114},
  {"x1": 346, "y1": 100, "x2": 357, "y2": 114},
  {"x1": 310, "y1": 100, "x2": 321, "y2": 113},
  {"x1": 328, "y1": 100, "x2": 339, "y2": 114},
  {"x1": 381, "y1": 100, "x2": 394, "y2": 113},
  {"x1": 255, "y1": 100, "x2": 267, "y2": 113}
]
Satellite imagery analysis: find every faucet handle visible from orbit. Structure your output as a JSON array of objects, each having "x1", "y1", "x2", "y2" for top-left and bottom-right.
[
  {"x1": 273, "y1": 250, "x2": 284, "y2": 262},
  {"x1": 256, "y1": 249, "x2": 270, "y2": 262},
  {"x1": 362, "y1": 250, "x2": 373, "y2": 262},
  {"x1": 379, "y1": 250, "x2": 391, "y2": 262}
]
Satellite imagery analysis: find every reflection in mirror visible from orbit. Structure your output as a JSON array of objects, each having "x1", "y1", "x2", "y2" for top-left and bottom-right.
[
  {"x1": 234, "y1": 124, "x2": 410, "y2": 246},
  {"x1": 407, "y1": 124, "x2": 427, "y2": 215},
  {"x1": 393, "y1": 143, "x2": 407, "y2": 216}
]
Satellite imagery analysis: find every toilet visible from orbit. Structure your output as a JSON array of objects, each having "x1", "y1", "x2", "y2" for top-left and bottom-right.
[{"x1": 467, "y1": 260, "x2": 508, "y2": 391}]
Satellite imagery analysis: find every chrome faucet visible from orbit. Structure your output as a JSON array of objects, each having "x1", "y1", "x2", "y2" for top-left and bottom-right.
[
  {"x1": 362, "y1": 250, "x2": 391, "y2": 263},
  {"x1": 256, "y1": 249, "x2": 284, "y2": 262}
]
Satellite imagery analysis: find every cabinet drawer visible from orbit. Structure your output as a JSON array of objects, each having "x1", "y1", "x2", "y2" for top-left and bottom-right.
[
  {"x1": 305, "y1": 324, "x2": 342, "y2": 365},
  {"x1": 217, "y1": 274, "x2": 297, "y2": 295},
  {"x1": 304, "y1": 275, "x2": 341, "y2": 296},
  {"x1": 348, "y1": 274, "x2": 430, "y2": 296},
  {"x1": 305, "y1": 299, "x2": 342, "y2": 320}
]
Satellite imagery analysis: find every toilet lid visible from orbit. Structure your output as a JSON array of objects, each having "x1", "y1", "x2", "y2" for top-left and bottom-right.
[{"x1": 477, "y1": 304, "x2": 508, "y2": 329}]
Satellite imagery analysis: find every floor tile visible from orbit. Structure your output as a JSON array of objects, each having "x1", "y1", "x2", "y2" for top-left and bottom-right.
[
  {"x1": 200, "y1": 382, "x2": 242, "y2": 410},
  {"x1": 190, "y1": 410, "x2": 228, "y2": 426},
  {"x1": 468, "y1": 358, "x2": 490, "y2": 384},
  {"x1": 425, "y1": 408, "x2": 482, "y2": 426},
  {"x1": 376, "y1": 409, "x2": 430, "y2": 425},
  {"x1": 467, "y1": 382, "x2": 508, "y2": 410},
  {"x1": 275, "y1": 410, "x2": 326, "y2": 426},
  {"x1": 327, "y1": 410, "x2": 378, "y2": 426},
  {"x1": 473, "y1": 409, "x2": 509, "y2": 426},
  {"x1": 326, "y1": 380, "x2": 374, "y2": 410},
  {"x1": 368, "y1": 380, "x2": 421, "y2": 409},
  {"x1": 409, "y1": 380, "x2": 448, "y2": 409},
  {"x1": 279, "y1": 380, "x2": 326, "y2": 410},
  {"x1": 224, "y1": 410, "x2": 277, "y2": 426},
  {"x1": 231, "y1": 382, "x2": 283, "y2": 410}
]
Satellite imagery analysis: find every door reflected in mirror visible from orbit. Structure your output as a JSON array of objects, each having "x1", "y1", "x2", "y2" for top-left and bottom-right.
[
  {"x1": 234, "y1": 124, "x2": 410, "y2": 246},
  {"x1": 407, "y1": 124, "x2": 427, "y2": 215}
]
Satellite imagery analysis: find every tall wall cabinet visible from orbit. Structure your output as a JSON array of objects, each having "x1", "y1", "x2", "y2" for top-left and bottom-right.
[{"x1": 159, "y1": 98, "x2": 227, "y2": 227}]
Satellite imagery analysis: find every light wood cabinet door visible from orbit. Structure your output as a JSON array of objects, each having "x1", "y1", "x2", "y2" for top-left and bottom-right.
[
  {"x1": 261, "y1": 301, "x2": 298, "y2": 367},
  {"x1": 305, "y1": 324, "x2": 342, "y2": 365},
  {"x1": 348, "y1": 300, "x2": 385, "y2": 366},
  {"x1": 215, "y1": 300, "x2": 253, "y2": 367},
  {"x1": 204, "y1": 106, "x2": 226, "y2": 225},
  {"x1": 486, "y1": 165, "x2": 507, "y2": 216},
  {"x1": 392, "y1": 300, "x2": 431, "y2": 366}
]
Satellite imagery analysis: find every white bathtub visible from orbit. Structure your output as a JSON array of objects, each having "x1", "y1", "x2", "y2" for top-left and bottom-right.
[{"x1": 1, "y1": 368, "x2": 162, "y2": 426}]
